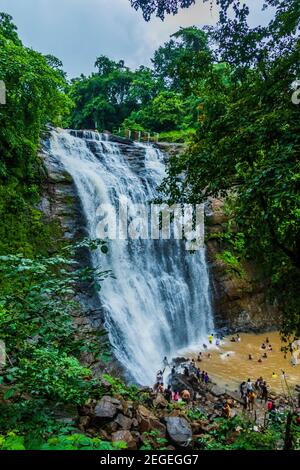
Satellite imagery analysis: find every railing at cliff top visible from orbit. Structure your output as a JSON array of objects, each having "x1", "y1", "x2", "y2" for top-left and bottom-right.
[{"x1": 113, "y1": 128, "x2": 160, "y2": 143}]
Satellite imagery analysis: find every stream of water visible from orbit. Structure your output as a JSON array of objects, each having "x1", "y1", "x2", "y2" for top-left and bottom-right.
[{"x1": 48, "y1": 129, "x2": 214, "y2": 385}]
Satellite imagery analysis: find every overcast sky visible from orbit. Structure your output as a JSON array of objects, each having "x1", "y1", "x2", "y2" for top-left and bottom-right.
[{"x1": 0, "y1": 0, "x2": 273, "y2": 77}]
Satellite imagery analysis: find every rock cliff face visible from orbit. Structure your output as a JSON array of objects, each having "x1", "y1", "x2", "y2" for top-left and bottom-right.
[
  {"x1": 205, "y1": 198, "x2": 281, "y2": 333},
  {"x1": 39, "y1": 135, "x2": 83, "y2": 241},
  {"x1": 156, "y1": 143, "x2": 281, "y2": 333}
]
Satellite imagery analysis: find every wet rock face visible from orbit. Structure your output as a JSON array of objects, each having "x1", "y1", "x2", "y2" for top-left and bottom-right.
[
  {"x1": 206, "y1": 198, "x2": 281, "y2": 333},
  {"x1": 170, "y1": 374, "x2": 195, "y2": 398},
  {"x1": 165, "y1": 417, "x2": 192, "y2": 447}
]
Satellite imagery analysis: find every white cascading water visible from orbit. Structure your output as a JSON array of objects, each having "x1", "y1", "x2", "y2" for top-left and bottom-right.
[{"x1": 48, "y1": 129, "x2": 214, "y2": 385}]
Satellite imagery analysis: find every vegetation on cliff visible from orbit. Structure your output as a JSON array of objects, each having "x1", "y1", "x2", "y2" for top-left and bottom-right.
[
  {"x1": 160, "y1": 0, "x2": 300, "y2": 339},
  {"x1": 0, "y1": 13, "x2": 72, "y2": 256},
  {"x1": 0, "y1": 0, "x2": 299, "y2": 451}
]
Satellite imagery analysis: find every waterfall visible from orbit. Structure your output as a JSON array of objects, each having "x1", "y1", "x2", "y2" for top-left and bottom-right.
[{"x1": 48, "y1": 129, "x2": 214, "y2": 385}]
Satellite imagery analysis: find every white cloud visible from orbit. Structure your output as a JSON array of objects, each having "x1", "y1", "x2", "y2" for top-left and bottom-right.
[{"x1": 0, "y1": 0, "x2": 273, "y2": 77}]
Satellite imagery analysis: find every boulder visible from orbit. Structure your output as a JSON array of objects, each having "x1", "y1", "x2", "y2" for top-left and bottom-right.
[
  {"x1": 111, "y1": 430, "x2": 137, "y2": 450},
  {"x1": 99, "y1": 377, "x2": 113, "y2": 392},
  {"x1": 52, "y1": 403, "x2": 78, "y2": 426},
  {"x1": 132, "y1": 418, "x2": 139, "y2": 429},
  {"x1": 136, "y1": 405, "x2": 166, "y2": 435},
  {"x1": 153, "y1": 393, "x2": 168, "y2": 408},
  {"x1": 115, "y1": 413, "x2": 133, "y2": 430},
  {"x1": 78, "y1": 415, "x2": 91, "y2": 431},
  {"x1": 170, "y1": 374, "x2": 194, "y2": 397},
  {"x1": 98, "y1": 429, "x2": 110, "y2": 441},
  {"x1": 94, "y1": 396, "x2": 122, "y2": 422},
  {"x1": 104, "y1": 421, "x2": 119, "y2": 434},
  {"x1": 165, "y1": 417, "x2": 192, "y2": 447},
  {"x1": 210, "y1": 385, "x2": 224, "y2": 397},
  {"x1": 122, "y1": 401, "x2": 134, "y2": 418}
]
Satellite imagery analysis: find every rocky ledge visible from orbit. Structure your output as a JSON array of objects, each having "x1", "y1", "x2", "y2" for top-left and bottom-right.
[{"x1": 57, "y1": 369, "x2": 295, "y2": 450}]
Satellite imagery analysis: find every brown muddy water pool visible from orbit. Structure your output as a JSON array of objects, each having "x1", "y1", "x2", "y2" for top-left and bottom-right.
[{"x1": 185, "y1": 332, "x2": 300, "y2": 395}]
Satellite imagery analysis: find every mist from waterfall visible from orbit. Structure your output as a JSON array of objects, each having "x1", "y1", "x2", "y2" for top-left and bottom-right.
[{"x1": 48, "y1": 129, "x2": 214, "y2": 385}]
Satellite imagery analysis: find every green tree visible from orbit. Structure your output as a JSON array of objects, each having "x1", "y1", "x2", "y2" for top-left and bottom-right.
[
  {"x1": 152, "y1": 27, "x2": 212, "y2": 93},
  {"x1": 0, "y1": 240, "x2": 111, "y2": 404},
  {"x1": 161, "y1": 1, "x2": 300, "y2": 336},
  {"x1": 68, "y1": 56, "x2": 138, "y2": 131},
  {"x1": 130, "y1": 0, "x2": 198, "y2": 20},
  {"x1": 0, "y1": 13, "x2": 72, "y2": 255}
]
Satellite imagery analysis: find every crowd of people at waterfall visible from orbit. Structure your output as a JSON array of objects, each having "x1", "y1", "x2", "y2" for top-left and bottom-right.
[
  {"x1": 239, "y1": 376, "x2": 269, "y2": 411},
  {"x1": 151, "y1": 334, "x2": 300, "y2": 426},
  {"x1": 153, "y1": 356, "x2": 211, "y2": 404}
]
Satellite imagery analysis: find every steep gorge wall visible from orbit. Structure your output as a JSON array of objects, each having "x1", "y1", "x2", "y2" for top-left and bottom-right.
[
  {"x1": 157, "y1": 143, "x2": 281, "y2": 333},
  {"x1": 205, "y1": 198, "x2": 281, "y2": 333}
]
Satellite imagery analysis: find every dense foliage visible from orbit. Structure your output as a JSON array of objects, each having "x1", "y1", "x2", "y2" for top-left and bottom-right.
[
  {"x1": 160, "y1": 0, "x2": 300, "y2": 338},
  {"x1": 67, "y1": 27, "x2": 213, "y2": 140},
  {"x1": 0, "y1": 240, "x2": 113, "y2": 448},
  {"x1": 130, "y1": 0, "x2": 199, "y2": 20},
  {"x1": 0, "y1": 13, "x2": 71, "y2": 255},
  {"x1": 0, "y1": 0, "x2": 299, "y2": 451}
]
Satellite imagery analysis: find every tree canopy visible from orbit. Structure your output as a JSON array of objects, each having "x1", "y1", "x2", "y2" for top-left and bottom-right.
[
  {"x1": 160, "y1": 0, "x2": 300, "y2": 337},
  {"x1": 0, "y1": 13, "x2": 72, "y2": 256},
  {"x1": 0, "y1": 1, "x2": 300, "y2": 451},
  {"x1": 130, "y1": 0, "x2": 198, "y2": 20}
]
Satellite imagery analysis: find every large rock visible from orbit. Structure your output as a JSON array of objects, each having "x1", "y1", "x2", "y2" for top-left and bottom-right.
[
  {"x1": 111, "y1": 430, "x2": 137, "y2": 450},
  {"x1": 153, "y1": 393, "x2": 168, "y2": 408},
  {"x1": 170, "y1": 373, "x2": 195, "y2": 397},
  {"x1": 78, "y1": 415, "x2": 91, "y2": 431},
  {"x1": 51, "y1": 403, "x2": 78, "y2": 425},
  {"x1": 94, "y1": 396, "x2": 122, "y2": 421},
  {"x1": 115, "y1": 413, "x2": 133, "y2": 430},
  {"x1": 206, "y1": 197, "x2": 281, "y2": 332},
  {"x1": 165, "y1": 417, "x2": 192, "y2": 447},
  {"x1": 136, "y1": 405, "x2": 166, "y2": 435},
  {"x1": 122, "y1": 401, "x2": 134, "y2": 418}
]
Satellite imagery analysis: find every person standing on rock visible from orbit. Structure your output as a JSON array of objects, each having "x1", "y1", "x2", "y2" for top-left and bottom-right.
[
  {"x1": 248, "y1": 390, "x2": 256, "y2": 411},
  {"x1": 246, "y1": 378, "x2": 254, "y2": 393},
  {"x1": 156, "y1": 370, "x2": 163, "y2": 384},
  {"x1": 223, "y1": 401, "x2": 231, "y2": 418},
  {"x1": 261, "y1": 381, "x2": 268, "y2": 403},
  {"x1": 242, "y1": 393, "x2": 248, "y2": 411},
  {"x1": 164, "y1": 385, "x2": 172, "y2": 403},
  {"x1": 163, "y1": 356, "x2": 170, "y2": 369},
  {"x1": 240, "y1": 381, "x2": 247, "y2": 399}
]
